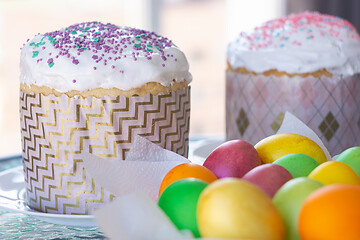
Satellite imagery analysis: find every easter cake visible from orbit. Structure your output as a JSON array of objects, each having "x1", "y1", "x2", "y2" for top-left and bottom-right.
[
  {"x1": 20, "y1": 22, "x2": 192, "y2": 214},
  {"x1": 226, "y1": 12, "x2": 360, "y2": 155}
]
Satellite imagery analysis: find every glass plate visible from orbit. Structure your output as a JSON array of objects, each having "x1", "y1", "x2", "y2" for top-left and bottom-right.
[{"x1": 0, "y1": 166, "x2": 96, "y2": 227}]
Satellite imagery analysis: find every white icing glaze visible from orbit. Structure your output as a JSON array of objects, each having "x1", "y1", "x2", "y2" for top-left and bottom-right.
[
  {"x1": 20, "y1": 22, "x2": 192, "y2": 92},
  {"x1": 227, "y1": 12, "x2": 360, "y2": 76}
]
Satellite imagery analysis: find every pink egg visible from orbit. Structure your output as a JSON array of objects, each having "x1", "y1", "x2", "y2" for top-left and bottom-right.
[{"x1": 243, "y1": 164, "x2": 293, "y2": 198}]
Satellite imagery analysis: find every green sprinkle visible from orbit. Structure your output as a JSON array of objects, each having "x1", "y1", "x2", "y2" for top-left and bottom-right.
[
  {"x1": 155, "y1": 46, "x2": 160, "y2": 50},
  {"x1": 146, "y1": 48, "x2": 153, "y2": 52},
  {"x1": 33, "y1": 41, "x2": 45, "y2": 47},
  {"x1": 70, "y1": 30, "x2": 77, "y2": 34},
  {"x1": 48, "y1": 62, "x2": 54, "y2": 68},
  {"x1": 47, "y1": 36, "x2": 58, "y2": 45},
  {"x1": 81, "y1": 30, "x2": 87, "y2": 32},
  {"x1": 134, "y1": 36, "x2": 141, "y2": 41},
  {"x1": 134, "y1": 43, "x2": 141, "y2": 48},
  {"x1": 147, "y1": 44, "x2": 153, "y2": 48},
  {"x1": 29, "y1": 42, "x2": 35, "y2": 46},
  {"x1": 32, "y1": 51, "x2": 39, "y2": 58}
]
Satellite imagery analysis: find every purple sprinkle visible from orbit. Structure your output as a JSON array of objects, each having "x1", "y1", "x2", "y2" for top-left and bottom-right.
[
  {"x1": 72, "y1": 79, "x2": 76, "y2": 83},
  {"x1": 162, "y1": 63, "x2": 165, "y2": 67},
  {"x1": 111, "y1": 65, "x2": 115, "y2": 69},
  {"x1": 73, "y1": 59, "x2": 79, "y2": 65},
  {"x1": 47, "y1": 58, "x2": 53, "y2": 64},
  {"x1": 93, "y1": 67, "x2": 97, "y2": 70},
  {"x1": 92, "y1": 55, "x2": 98, "y2": 59}
]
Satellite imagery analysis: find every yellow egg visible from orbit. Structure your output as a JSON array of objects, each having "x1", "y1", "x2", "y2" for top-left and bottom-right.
[
  {"x1": 197, "y1": 178, "x2": 285, "y2": 240},
  {"x1": 255, "y1": 133, "x2": 327, "y2": 164},
  {"x1": 308, "y1": 161, "x2": 360, "y2": 185}
]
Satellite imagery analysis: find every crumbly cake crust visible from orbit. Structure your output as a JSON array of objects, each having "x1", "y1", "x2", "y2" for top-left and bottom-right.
[
  {"x1": 227, "y1": 62, "x2": 333, "y2": 78},
  {"x1": 21, "y1": 80, "x2": 189, "y2": 98}
]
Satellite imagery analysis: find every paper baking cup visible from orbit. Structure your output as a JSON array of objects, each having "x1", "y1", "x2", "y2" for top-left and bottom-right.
[
  {"x1": 20, "y1": 87, "x2": 190, "y2": 214},
  {"x1": 226, "y1": 70, "x2": 360, "y2": 156}
]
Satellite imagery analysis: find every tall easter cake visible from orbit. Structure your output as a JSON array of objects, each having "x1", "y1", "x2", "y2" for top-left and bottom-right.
[
  {"x1": 226, "y1": 12, "x2": 360, "y2": 155},
  {"x1": 20, "y1": 22, "x2": 191, "y2": 214}
]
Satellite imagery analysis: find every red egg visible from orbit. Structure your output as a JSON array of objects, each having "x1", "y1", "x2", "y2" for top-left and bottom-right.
[{"x1": 203, "y1": 140, "x2": 261, "y2": 178}]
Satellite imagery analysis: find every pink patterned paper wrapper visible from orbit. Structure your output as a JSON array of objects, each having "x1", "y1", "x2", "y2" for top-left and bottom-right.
[
  {"x1": 226, "y1": 70, "x2": 360, "y2": 156},
  {"x1": 20, "y1": 87, "x2": 190, "y2": 214}
]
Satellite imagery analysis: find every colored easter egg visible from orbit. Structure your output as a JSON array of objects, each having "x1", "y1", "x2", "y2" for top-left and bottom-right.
[
  {"x1": 298, "y1": 184, "x2": 360, "y2": 240},
  {"x1": 254, "y1": 133, "x2": 327, "y2": 164},
  {"x1": 203, "y1": 140, "x2": 261, "y2": 178},
  {"x1": 197, "y1": 178, "x2": 284, "y2": 240},
  {"x1": 242, "y1": 164, "x2": 293, "y2": 198},
  {"x1": 158, "y1": 163, "x2": 217, "y2": 197},
  {"x1": 308, "y1": 161, "x2": 360, "y2": 185},
  {"x1": 273, "y1": 153, "x2": 319, "y2": 178},
  {"x1": 158, "y1": 178, "x2": 208, "y2": 237},
  {"x1": 273, "y1": 177, "x2": 323, "y2": 240},
  {"x1": 336, "y1": 146, "x2": 360, "y2": 178}
]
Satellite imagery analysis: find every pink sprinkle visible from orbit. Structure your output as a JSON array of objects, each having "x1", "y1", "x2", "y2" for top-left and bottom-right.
[
  {"x1": 93, "y1": 67, "x2": 97, "y2": 70},
  {"x1": 72, "y1": 79, "x2": 76, "y2": 83}
]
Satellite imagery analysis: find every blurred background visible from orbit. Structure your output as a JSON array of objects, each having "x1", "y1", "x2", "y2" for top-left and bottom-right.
[{"x1": 0, "y1": 0, "x2": 358, "y2": 157}]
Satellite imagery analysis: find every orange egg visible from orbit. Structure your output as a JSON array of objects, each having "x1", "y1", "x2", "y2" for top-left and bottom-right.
[
  {"x1": 159, "y1": 163, "x2": 217, "y2": 197},
  {"x1": 298, "y1": 184, "x2": 360, "y2": 240}
]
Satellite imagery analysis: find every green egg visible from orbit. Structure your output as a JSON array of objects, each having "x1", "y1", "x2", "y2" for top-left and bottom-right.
[
  {"x1": 336, "y1": 146, "x2": 360, "y2": 178},
  {"x1": 273, "y1": 177, "x2": 323, "y2": 240},
  {"x1": 158, "y1": 178, "x2": 208, "y2": 238},
  {"x1": 273, "y1": 153, "x2": 319, "y2": 178}
]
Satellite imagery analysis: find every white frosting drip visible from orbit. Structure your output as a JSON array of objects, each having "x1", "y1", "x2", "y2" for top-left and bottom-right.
[
  {"x1": 227, "y1": 12, "x2": 360, "y2": 76},
  {"x1": 20, "y1": 23, "x2": 192, "y2": 92}
]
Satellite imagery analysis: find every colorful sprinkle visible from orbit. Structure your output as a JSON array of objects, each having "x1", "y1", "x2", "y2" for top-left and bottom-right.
[
  {"x1": 27, "y1": 21, "x2": 175, "y2": 71},
  {"x1": 238, "y1": 11, "x2": 360, "y2": 51}
]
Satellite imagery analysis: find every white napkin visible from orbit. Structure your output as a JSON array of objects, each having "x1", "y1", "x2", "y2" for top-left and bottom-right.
[
  {"x1": 277, "y1": 111, "x2": 332, "y2": 161},
  {"x1": 93, "y1": 191, "x2": 191, "y2": 240},
  {"x1": 82, "y1": 136, "x2": 190, "y2": 201}
]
